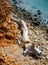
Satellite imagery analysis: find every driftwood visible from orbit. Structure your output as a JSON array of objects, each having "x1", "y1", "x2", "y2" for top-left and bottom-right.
[
  {"x1": 22, "y1": 43, "x2": 45, "y2": 57},
  {"x1": 21, "y1": 20, "x2": 30, "y2": 42},
  {"x1": 11, "y1": 13, "x2": 30, "y2": 42}
]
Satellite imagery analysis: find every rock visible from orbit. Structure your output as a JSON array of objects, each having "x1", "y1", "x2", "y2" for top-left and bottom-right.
[
  {"x1": 0, "y1": 33, "x2": 4, "y2": 39},
  {"x1": 0, "y1": 0, "x2": 12, "y2": 22},
  {"x1": 45, "y1": 55, "x2": 48, "y2": 60},
  {"x1": 7, "y1": 57, "x2": 15, "y2": 62},
  {"x1": 32, "y1": 21, "x2": 40, "y2": 26},
  {"x1": 17, "y1": 63, "x2": 22, "y2": 65},
  {"x1": 5, "y1": 32, "x2": 14, "y2": 40},
  {"x1": 46, "y1": 29, "x2": 48, "y2": 33},
  {"x1": 34, "y1": 14, "x2": 37, "y2": 17},
  {"x1": 32, "y1": 17, "x2": 38, "y2": 21},
  {"x1": 37, "y1": 10, "x2": 41, "y2": 15},
  {"x1": 13, "y1": 0, "x2": 17, "y2": 4},
  {"x1": 0, "y1": 0, "x2": 20, "y2": 47}
]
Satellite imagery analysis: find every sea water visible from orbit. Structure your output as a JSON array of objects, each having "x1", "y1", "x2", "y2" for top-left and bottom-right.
[{"x1": 10, "y1": 0, "x2": 48, "y2": 22}]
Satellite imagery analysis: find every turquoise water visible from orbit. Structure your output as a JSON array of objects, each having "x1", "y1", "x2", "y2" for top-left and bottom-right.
[{"x1": 10, "y1": 0, "x2": 48, "y2": 21}]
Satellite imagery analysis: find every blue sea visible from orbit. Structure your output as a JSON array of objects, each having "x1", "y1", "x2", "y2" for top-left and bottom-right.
[{"x1": 10, "y1": 0, "x2": 48, "y2": 22}]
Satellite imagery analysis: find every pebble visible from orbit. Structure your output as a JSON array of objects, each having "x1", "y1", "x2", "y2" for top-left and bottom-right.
[{"x1": 45, "y1": 55, "x2": 48, "y2": 60}]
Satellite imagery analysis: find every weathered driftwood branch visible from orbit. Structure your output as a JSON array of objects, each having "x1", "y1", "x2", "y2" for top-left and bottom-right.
[
  {"x1": 23, "y1": 43, "x2": 45, "y2": 57},
  {"x1": 11, "y1": 14, "x2": 30, "y2": 42},
  {"x1": 21, "y1": 20, "x2": 30, "y2": 42}
]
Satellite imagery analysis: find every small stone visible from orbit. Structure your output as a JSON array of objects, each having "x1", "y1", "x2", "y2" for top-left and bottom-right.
[
  {"x1": 46, "y1": 55, "x2": 48, "y2": 60},
  {"x1": 17, "y1": 63, "x2": 22, "y2": 65},
  {"x1": 0, "y1": 33, "x2": 4, "y2": 39},
  {"x1": 7, "y1": 57, "x2": 15, "y2": 62}
]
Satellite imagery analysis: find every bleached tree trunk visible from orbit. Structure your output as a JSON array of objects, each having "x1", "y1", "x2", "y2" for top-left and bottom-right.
[
  {"x1": 21, "y1": 20, "x2": 30, "y2": 42},
  {"x1": 11, "y1": 13, "x2": 30, "y2": 42}
]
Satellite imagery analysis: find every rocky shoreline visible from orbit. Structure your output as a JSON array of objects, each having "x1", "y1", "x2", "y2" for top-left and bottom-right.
[
  {"x1": 12, "y1": 1, "x2": 48, "y2": 39},
  {"x1": 12, "y1": 1, "x2": 48, "y2": 30},
  {"x1": 0, "y1": 0, "x2": 48, "y2": 65}
]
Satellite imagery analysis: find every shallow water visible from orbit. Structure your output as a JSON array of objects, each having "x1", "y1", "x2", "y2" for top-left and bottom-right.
[{"x1": 10, "y1": 0, "x2": 48, "y2": 22}]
